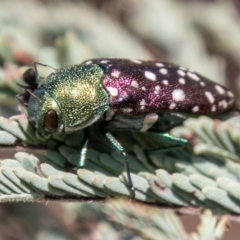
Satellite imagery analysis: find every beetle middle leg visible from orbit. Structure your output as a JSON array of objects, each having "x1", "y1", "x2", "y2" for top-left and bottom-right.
[
  {"x1": 99, "y1": 126, "x2": 135, "y2": 199},
  {"x1": 78, "y1": 129, "x2": 90, "y2": 167}
]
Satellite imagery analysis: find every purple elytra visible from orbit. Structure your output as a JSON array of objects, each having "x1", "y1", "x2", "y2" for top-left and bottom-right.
[{"x1": 83, "y1": 58, "x2": 235, "y2": 115}]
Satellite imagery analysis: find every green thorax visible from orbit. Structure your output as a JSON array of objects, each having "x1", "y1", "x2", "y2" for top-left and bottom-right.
[{"x1": 42, "y1": 64, "x2": 109, "y2": 131}]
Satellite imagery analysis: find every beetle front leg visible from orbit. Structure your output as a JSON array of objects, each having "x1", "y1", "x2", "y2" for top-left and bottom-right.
[
  {"x1": 99, "y1": 128, "x2": 135, "y2": 199},
  {"x1": 78, "y1": 129, "x2": 89, "y2": 168}
]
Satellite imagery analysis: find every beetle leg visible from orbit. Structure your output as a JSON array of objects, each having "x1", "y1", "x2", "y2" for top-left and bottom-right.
[
  {"x1": 99, "y1": 128, "x2": 135, "y2": 199},
  {"x1": 150, "y1": 132, "x2": 188, "y2": 145},
  {"x1": 147, "y1": 132, "x2": 188, "y2": 153},
  {"x1": 78, "y1": 130, "x2": 89, "y2": 167}
]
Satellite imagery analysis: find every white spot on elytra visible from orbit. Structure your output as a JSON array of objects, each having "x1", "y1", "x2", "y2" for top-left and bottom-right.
[
  {"x1": 100, "y1": 60, "x2": 109, "y2": 63},
  {"x1": 169, "y1": 102, "x2": 176, "y2": 109},
  {"x1": 177, "y1": 70, "x2": 186, "y2": 77},
  {"x1": 215, "y1": 85, "x2": 225, "y2": 94},
  {"x1": 228, "y1": 99, "x2": 234, "y2": 106},
  {"x1": 140, "y1": 99, "x2": 146, "y2": 106},
  {"x1": 211, "y1": 105, "x2": 216, "y2": 112},
  {"x1": 85, "y1": 60, "x2": 92, "y2": 65},
  {"x1": 200, "y1": 81, "x2": 205, "y2": 87},
  {"x1": 160, "y1": 68, "x2": 168, "y2": 75},
  {"x1": 106, "y1": 87, "x2": 118, "y2": 97},
  {"x1": 130, "y1": 59, "x2": 142, "y2": 64},
  {"x1": 111, "y1": 70, "x2": 120, "y2": 77},
  {"x1": 180, "y1": 66, "x2": 187, "y2": 70},
  {"x1": 122, "y1": 108, "x2": 133, "y2": 113},
  {"x1": 228, "y1": 99, "x2": 234, "y2": 105},
  {"x1": 222, "y1": 100, "x2": 228, "y2": 108},
  {"x1": 145, "y1": 71, "x2": 156, "y2": 81},
  {"x1": 172, "y1": 89, "x2": 185, "y2": 102},
  {"x1": 141, "y1": 86, "x2": 147, "y2": 91},
  {"x1": 192, "y1": 106, "x2": 199, "y2": 112},
  {"x1": 155, "y1": 63, "x2": 164, "y2": 67},
  {"x1": 140, "y1": 113, "x2": 159, "y2": 132},
  {"x1": 131, "y1": 80, "x2": 139, "y2": 88},
  {"x1": 187, "y1": 72, "x2": 200, "y2": 81},
  {"x1": 154, "y1": 85, "x2": 161, "y2": 94},
  {"x1": 227, "y1": 91, "x2": 234, "y2": 98},
  {"x1": 163, "y1": 80, "x2": 169, "y2": 85},
  {"x1": 140, "y1": 101, "x2": 145, "y2": 109},
  {"x1": 178, "y1": 78, "x2": 186, "y2": 84},
  {"x1": 205, "y1": 91, "x2": 215, "y2": 103}
]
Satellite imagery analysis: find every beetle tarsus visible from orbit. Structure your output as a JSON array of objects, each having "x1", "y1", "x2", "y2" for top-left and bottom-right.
[{"x1": 122, "y1": 152, "x2": 135, "y2": 199}]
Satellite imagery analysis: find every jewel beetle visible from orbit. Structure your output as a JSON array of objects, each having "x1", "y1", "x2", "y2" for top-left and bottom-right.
[{"x1": 17, "y1": 58, "x2": 235, "y2": 199}]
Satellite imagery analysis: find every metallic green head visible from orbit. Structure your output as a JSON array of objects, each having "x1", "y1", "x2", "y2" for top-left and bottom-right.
[{"x1": 28, "y1": 64, "x2": 109, "y2": 136}]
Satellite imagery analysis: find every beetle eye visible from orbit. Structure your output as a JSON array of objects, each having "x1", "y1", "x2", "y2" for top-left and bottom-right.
[{"x1": 43, "y1": 109, "x2": 58, "y2": 133}]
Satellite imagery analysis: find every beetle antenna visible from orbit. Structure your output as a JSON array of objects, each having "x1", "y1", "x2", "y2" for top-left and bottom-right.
[
  {"x1": 34, "y1": 62, "x2": 57, "y2": 81},
  {"x1": 16, "y1": 83, "x2": 29, "y2": 89},
  {"x1": 26, "y1": 89, "x2": 41, "y2": 102}
]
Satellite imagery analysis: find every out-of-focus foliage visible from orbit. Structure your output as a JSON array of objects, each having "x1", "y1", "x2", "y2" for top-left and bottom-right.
[
  {"x1": 1, "y1": 0, "x2": 240, "y2": 239},
  {"x1": 103, "y1": 199, "x2": 229, "y2": 240}
]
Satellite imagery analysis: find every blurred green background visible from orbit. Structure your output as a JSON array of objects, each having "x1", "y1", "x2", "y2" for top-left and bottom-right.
[{"x1": 0, "y1": 0, "x2": 240, "y2": 239}]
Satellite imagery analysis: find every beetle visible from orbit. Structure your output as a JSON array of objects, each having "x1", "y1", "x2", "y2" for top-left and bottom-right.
[{"x1": 16, "y1": 58, "x2": 235, "y2": 199}]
